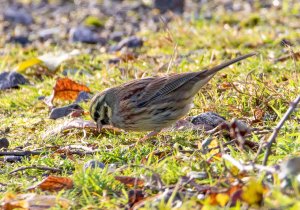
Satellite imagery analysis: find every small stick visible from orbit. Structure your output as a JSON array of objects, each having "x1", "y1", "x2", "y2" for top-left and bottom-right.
[
  {"x1": 222, "y1": 154, "x2": 275, "y2": 173},
  {"x1": 9, "y1": 165, "x2": 61, "y2": 174},
  {"x1": 0, "y1": 151, "x2": 44, "y2": 156},
  {"x1": 0, "y1": 147, "x2": 101, "y2": 157},
  {"x1": 262, "y1": 95, "x2": 300, "y2": 165}
]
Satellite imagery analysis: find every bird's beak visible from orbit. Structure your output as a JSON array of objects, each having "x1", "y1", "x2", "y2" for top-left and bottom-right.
[{"x1": 96, "y1": 120, "x2": 102, "y2": 132}]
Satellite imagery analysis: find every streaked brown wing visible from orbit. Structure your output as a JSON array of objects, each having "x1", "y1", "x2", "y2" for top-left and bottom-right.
[
  {"x1": 136, "y1": 72, "x2": 200, "y2": 107},
  {"x1": 115, "y1": 73, "x2": 196, "y2": 109}
]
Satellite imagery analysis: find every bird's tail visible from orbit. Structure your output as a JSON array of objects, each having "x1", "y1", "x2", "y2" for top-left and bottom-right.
[{"x1": 202, "y1": 52, "x2": 257, "y2": 76}]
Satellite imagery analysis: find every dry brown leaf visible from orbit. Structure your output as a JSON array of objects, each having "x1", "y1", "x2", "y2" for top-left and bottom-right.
[
  {"x1": 117, "y1": 51, "x2": 137, "y2": 62},
  {"x1": 274, "y1": 51, "x2": 300, "y2": 63},
  {"x1": 128, "y1": 189, "x2": 145, "y2": 208},
  {"x1": 27, "y1": 176, "x2": 73, "y2": 192},
  {"x1": 43, "y1": 77, "x2": 91, "y2": 107},
  {"x1": 53, "y1": 77, "x2": 90, "y2": 100},
  {"x1": 1, "y1": 193, "x2": 70, "y2": 210},
  {"x1": 252, "y1": 107, "x2": 265, "y2": 124},
  {"x1": 218, "y1": 82, "x2": 232, "y2": 90},
  {"x1": 115, "y1": 176, "x2": 144, "y2": 188},
  {"x1": 207, "y1": 184, "x2": 243, "y2": 207}
]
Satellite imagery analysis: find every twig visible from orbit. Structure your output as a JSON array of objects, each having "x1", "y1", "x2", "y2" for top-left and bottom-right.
[
  {"x1": 9, "y1": 165, "x2": 61, "y2": 174},
  {"x1": 0, "y1": 145, "x2": 102, "y2": 157},
  {"x1": 218, "y1": 136, "x2": 243, "y2": 184},
  {"x1": 0, "y1": 182, "x2": 7, "y2": 186},
  {"x1": 262, "y1": 95, "x2": 300, "y2": 165},
  {"x1": 0, "y1": 151, "x2": 44, "y2": 156},
  {"x1": 222, "y1": 154, "x2": 275, "y2": 173},
  {"x1": 222, "y1": 154, "x2": 246, "y2": 171}
]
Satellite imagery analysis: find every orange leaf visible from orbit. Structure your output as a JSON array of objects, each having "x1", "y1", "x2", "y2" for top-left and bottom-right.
[
  {"x1": 119, "y1": 52, "x2": 137, "y2": 62},
  {"x1": 218, "y1": 82, "x2": 232, "y2": 90},
  {"x1": 27, "y1": 175, "x2": 73, "y2": 192},
  {"x1": 53, "y1": 78, "x2": 90, "y2": 101},
  {"x1": 115, "y1": 176, "x2": 144, "y2": 188}
]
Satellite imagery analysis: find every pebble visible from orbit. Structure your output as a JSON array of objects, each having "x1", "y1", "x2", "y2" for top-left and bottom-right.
[
  {"x1": 0, "y1": 71, "x2": 29, "y2": 90},
  {"x1": 4, "y1": 6, "x2": 33, "y2": 25},
  {"x1": 0, "y1": 138, "x2": 9, "y2": 149},
  {"x1": 69, "y1": 26, "x2": 106, "y2": 44},
  {"x1": 109, "y1": 36, "x2": 143, "y2": 51},
  {"x1": 83, "y1": 160, "x2": 105, "y2": 170},
  {"x1": 190, "y1": 112, "x2": 226, "y2": 130},
  {"x1": 49, "y1": 103, "x2": 83, "y2": 120}
]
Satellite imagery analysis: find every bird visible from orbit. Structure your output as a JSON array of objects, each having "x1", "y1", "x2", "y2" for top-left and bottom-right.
[{"x1": 90, "y1": 52, "x2": 256, "y2": 141}]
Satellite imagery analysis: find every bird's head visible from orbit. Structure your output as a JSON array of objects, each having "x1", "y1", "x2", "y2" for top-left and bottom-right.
[{"x1": 89, "y1": 90, "x2": 113, "y2": 131}]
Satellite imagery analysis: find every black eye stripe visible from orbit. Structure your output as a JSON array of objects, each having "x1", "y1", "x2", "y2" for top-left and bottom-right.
[
  {"x1": 93, "y1": 111, "x2": 100, "y2": 122},
  {"x1": 102, "y1": 106, "x2": 110, "y2": 125},
  {"x1": 93, "y1": 100, "x2": 103, "y2": 121}
]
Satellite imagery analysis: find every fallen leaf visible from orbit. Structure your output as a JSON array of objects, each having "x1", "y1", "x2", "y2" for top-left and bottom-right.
[
  {"x1": 1, "y1": 193, "x2": 70, "y2": 210},
  {"x1": 15, "y1": 50, "x2": 80, "y2": 72},
  {"x1": 44, "y1": 77, "x2": 91, "y2": 107},
  {"x1": 116, "y1": 51, "x2": 137, "y2": 62},
  {"x1": 218, "y1": 82, "x2": 232, "y2": 90},
  {"x1": 241, "y1": 179, "x2": 265, "y2": 206},
  {"x1": 115, "y1": 176, "x2": 144, "y2": 188},
  {"x1": 42, "y1": 119, "x2": 121, "y2": 139},
  {"x1": 39, "y1": 50, "x2": 80, "y2": 71},
  {"x1": 131, "y1": 189, "x2": 186, "y2": 210},
  {"x1": 27, "y1": 175, "x2": 73, "y2": 192},
  {"x1": 274, "y1": 51, "x2": 300, "y2": 63},
  {"x1": 15, "y1": 58, "x2": 42, "y2": 72},
  {"x1": 206, "y1": 184, "x2": 243, "y2": 207},
  {"x1": 128, "y1": 189, "x2": 145, "y2": 208},
  {"x1": 253, "y1": 108, "x2": 265, "y2": 122},
  {"x1": 53, "y1": 77, "x2": 90, "y2": 100},
  {"x1": 84, "y1": 16, "x2": 104, "y2": 27},
  {"x1": 215, "y1": 193, "x2": 230, "y2": 207}
]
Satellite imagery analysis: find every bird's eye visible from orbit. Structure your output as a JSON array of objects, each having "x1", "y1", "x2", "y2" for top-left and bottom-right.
[{"x1": 101, "y1": 119, "x2": 109, "y2": 125}]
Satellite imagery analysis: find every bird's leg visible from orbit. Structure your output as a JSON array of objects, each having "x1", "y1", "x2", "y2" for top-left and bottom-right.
[
  {"x1": 136, "y1": 130, "x2": 161, "y2": 145},
  {"x1": 141, "y1": 130, "x2": 160, "y2": 141}
]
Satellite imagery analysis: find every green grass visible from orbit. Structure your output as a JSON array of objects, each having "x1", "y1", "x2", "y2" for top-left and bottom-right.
[{"x1": 1, "y1": 3, "x2": 300, "y2": 209}]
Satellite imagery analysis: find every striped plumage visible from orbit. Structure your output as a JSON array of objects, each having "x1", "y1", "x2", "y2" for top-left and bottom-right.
[{"x1": 90, "y1": 52, "x2": 256, "y2": 133}]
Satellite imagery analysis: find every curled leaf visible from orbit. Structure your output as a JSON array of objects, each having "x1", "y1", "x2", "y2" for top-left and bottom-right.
[
  {"x1": 115, "y1": 176, "x2": 144, "y2": 188},
  {"x1": 27, "y1": 176, "x2": 73, "y2": 192}
]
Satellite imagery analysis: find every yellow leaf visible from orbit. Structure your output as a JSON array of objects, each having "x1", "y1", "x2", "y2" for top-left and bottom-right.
[
  {"x1": 241, "y1": 179, "x2": 264, "y2": 205},
  {"x1": 230, "y1": 166, "x2": 240, "y2": 176},
  {"x1": 15, "y1": 58, "x2": 42, "y2": 72},
  {"x1": 1, "y1": 193, "x2": 71, "y2": 209},
  {"x1": 216, "y1": 193, "x2": 230, "y2": 207},
  {"x1": 15, "y1": 50, "x2": 80, "y2": 73}
]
